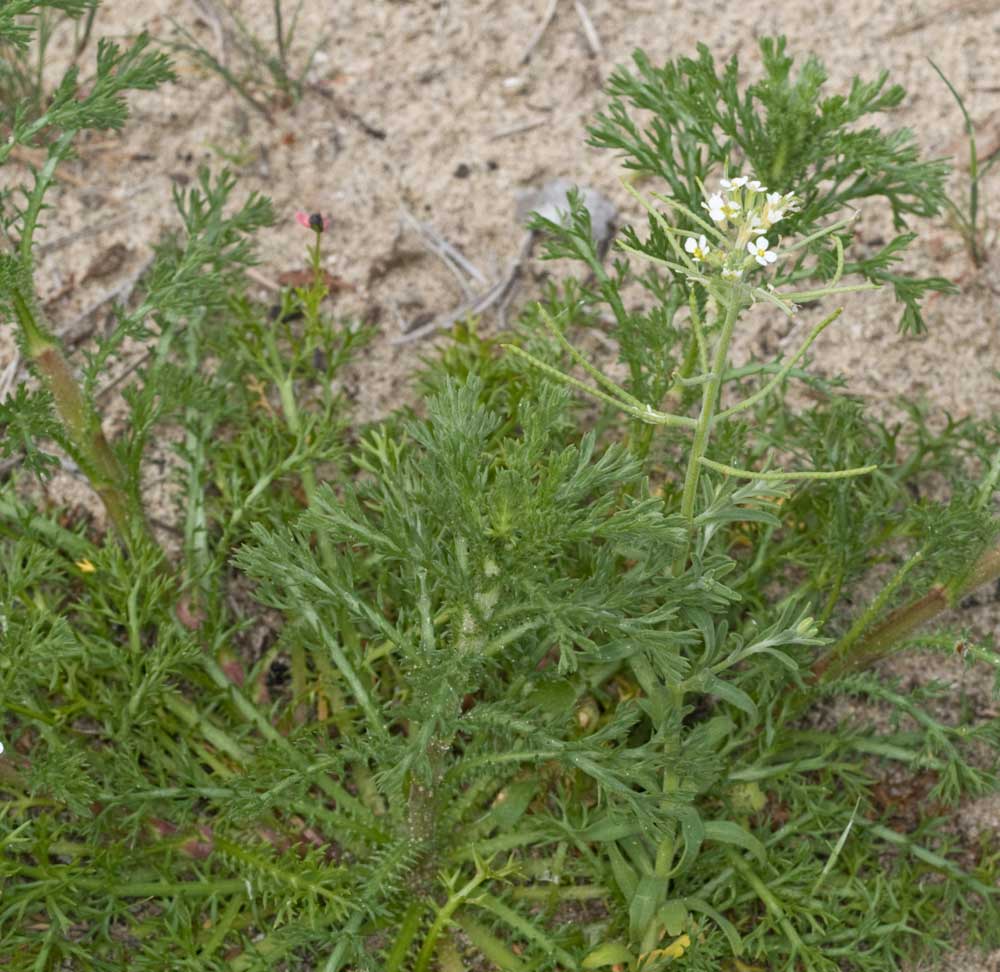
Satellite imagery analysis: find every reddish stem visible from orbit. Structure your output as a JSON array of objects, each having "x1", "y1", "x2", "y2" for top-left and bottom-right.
[{"x1": 810, "y1": 541, "x2": 1000, "y2": 683}]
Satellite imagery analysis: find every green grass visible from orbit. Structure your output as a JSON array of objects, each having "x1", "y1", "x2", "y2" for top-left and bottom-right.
[
  {"x1": 164, "y1": 0, "x2": 328, "y2": 121},
  {"x1": 929, "y1": 58, "x2": 999, "y2": 269}
]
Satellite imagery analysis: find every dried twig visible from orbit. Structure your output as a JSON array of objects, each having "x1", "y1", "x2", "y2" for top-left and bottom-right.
[
  {"x1": 0, "y1": 351, "x2": 19, "y2": 404},
  {"x1": 392, "y1": 231, "x2": 535, "y2": 345},
  {"x1": 573, "y1": 0, "x2": 602, "y2": 57},
  {"x1": 244, "y1": 266, "x2": 282, "y2": 292},
  {"x1": 60, "y1": 253, "x2": 157, "y2": 348},
  {"x1": 490, "y1": 118, "x2": 548, "y2": 140},
  {"x1": 882, "y1": 0, "x2": 991, "y2": 38},
  {"x1": 188, "y1": 0, "x2": 228, "y2": 67},
  {"x1": 307, "y1": 84, "x2": 386, "y2": 140},
  {"x1": 95, "y1": 347, "x2": 155, "y2": 401},
  {"x1": 520, "y1": 0, "x2": 560, "y2": 64},
  {"x1": 36, "y1": 213, "x2": 134, "y2": 255},
  {"x1": 399, "y1": 206, "x2": 486, "y2": 299}
]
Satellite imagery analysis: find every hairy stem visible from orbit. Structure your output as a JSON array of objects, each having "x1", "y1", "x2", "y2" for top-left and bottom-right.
[
  {"x1": 10, "y1": 284, "x2": 141, "y2": 544},
  {"x1": 811, "y1": 540, "x2": 1000, "y2": 682}
]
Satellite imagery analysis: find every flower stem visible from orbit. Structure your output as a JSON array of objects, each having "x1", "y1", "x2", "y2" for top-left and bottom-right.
[{"x1": 673, "y1": 288, "x2": 742, "y2": 574}]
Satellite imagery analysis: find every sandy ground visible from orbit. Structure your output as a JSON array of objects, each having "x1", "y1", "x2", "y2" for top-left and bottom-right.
[{"x1": 2, "y1": 0, "x2": 1000, "y2": 967}]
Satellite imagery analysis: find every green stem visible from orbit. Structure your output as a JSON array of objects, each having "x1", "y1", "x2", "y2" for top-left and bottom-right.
[
  {"x1": 725, "y1": 849, "x2": 806, "y2": 954},
  {"x1": 261, "y1": 241, "x2": 340, "y2": 725},
  {"x1": 673, "y1": 288, "x2": 742, "y2": 574},
  {"x1": 451, "y1": 913, "x2": 528, "y2": 972},
  {"x1": 714, "y1": 309, "x2": 841, "y2": 421},
  {"x1": 698, "y1": 456, "x2": 877, "y2": 481},
  {"x1": 384, "y1": 901, "x2": 427, "y2": 972},
  {"x1": 414, "y1": 866, "x2": 491, "y2": 972},
  {"x1": 816, "y1": 568, "x2": 844, "y2": 628}
]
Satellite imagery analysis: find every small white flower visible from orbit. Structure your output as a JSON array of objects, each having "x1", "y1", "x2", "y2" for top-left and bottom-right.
[
  {"x1": 721, "y1": 267, "x2": 743, "y2": 279},
  {"x1": 705, "y1": 193, "x2": 741, "y2": 223},
  {"x1": 746, "y1": 179, "x2": 766, "y2": 192},
  {"x1": 704, "y1": 192, "x2": 727, "y2": 222},
  {"x1": 748, "y1": 236, "x2": 777, "y2": 266},
  {"x1": 684, "y1": 234, "x2": 711, "y2": 261},
  {"x1": 760, "y1": 190, "x2": 799, "y2": 228},
  {"x1": 759, "y1": 191, "x2": 786, "y2": 228},
  {"x1": 721, "y1": 176, "x2": 748, "y2": 190}
]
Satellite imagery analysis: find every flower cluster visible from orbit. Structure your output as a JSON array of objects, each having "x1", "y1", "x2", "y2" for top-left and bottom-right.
[{"x1": 683, "y1": 174, "x2": 798, "y2": 281}]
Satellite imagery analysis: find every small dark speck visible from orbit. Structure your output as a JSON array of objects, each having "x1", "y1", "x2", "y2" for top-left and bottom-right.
[
  {"x1": 266, "y1": 658, "x2": 290, "y2": 690},
  {"x1": 453, "y1": 163, "x2": 471, "y2": 179},
  {"x1": 487, "y1": 159, "x2": 499, "y2": 171}
]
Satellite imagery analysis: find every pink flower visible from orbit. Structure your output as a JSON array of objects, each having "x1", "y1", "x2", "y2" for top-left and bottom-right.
[{"x1": 295, "y1": 211, "x2": 331, "y2": 233}]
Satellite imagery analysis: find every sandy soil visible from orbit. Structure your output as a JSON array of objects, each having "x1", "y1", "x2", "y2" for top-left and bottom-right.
[{"x1": 2, "y1": 0, "x2": 1000, "y2": 968}]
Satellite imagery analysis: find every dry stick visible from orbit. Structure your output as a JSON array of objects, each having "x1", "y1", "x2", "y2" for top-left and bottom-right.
[
  {"x1": 573, "y1": 0, "x2": 602, "y2": 57},
  {"x1": 36, "y1": 212, "x2": 134, "y2": 255},
  {"x1": 883, "y1": 0, "x2": 992, "y2": 38},
  {"x1": 60, "y1": 253, "x2": 157, "y2": 348},
  {"x1": 520, "y1": 0, "x2": 560, "y2": 63},
  {"x1": 307, "y1": 84, "x2": 386, "y2": 140},
  {"x1": 399, "y1": 207, "x2": 486, "y2": 299},
  {"x1": 810, "y1": 541, "x2": 1000, "y2": 683},
  {"x1": 244, "y1": 266, "x2": 282, "y2": 292},
  {"x1": 392, "y1": 231, "x2": 534, "y2": 345},
  {"x1": 489, "y1": 118, "x2": 548, "y2": 140},
  {"x1": 95, "y1": 347, "x2": 156, "y2": 402},
  {"x1": 0, "y1": 352, "x2": 19, "y2": 404},
  {"x1": 188, "y1": 0, "x2": 228, "y2": 64}
]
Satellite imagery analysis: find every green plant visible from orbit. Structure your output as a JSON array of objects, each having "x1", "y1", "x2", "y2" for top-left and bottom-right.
[
  {"x1": 929, "y1": 58, "x2": 999, "y2": 268},
  {"x1": 3, "y1": 16, "x2": 1000, "y2": 972},
  {"x1": 588, "y1": 37, "x2": 954, "y2": 334},
  {"x1": 166, "y1": 0, "x2": 327, "y2": 121},
  {"x1": 0, "y1": 0, "x2": 98, "y2": 136}
]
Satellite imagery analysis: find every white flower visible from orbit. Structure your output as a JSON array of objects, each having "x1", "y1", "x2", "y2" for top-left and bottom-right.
[
  {"x1": 746, "y1": 179, "x2": 766, "y2": 192},
  {"x1": 748, "y1": 236, "x2": 777, "y2": 266},
  {"x1": 721, "y1": 267, "x2": 743, "y2": 279},
  {"x1": 684, "y1": 234, "x2": 711, "y2": 261},
  {"x1": 704, "y1": 192, "x2": 727, "y2": 222},
  {"x1": 759, "y1": 191, "x2": 785, "y2": 227},
  {"x1": 704, "y1": 192, "x2": 740, "y2": 223},
  {"x1": 721, "y1": 176, "x2": 748, "y2": 190},
  {"x1": 760, "y1": 190, "x2": 798, "y2": 228}
]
